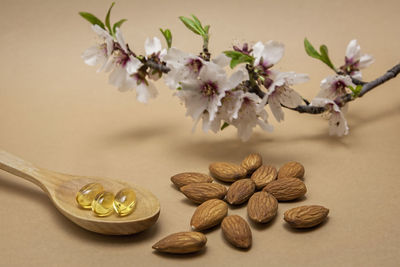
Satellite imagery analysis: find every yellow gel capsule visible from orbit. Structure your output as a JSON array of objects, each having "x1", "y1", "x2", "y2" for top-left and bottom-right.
[
  {"x1": 113, "y1": 188, "x2": 137, "y2": 216},
  {"x1": 91, "y1": 191, "x2": 115, "y2": 217},
  {"x1": 76, "y1": 183, "x2": 104, "y2": 209}
]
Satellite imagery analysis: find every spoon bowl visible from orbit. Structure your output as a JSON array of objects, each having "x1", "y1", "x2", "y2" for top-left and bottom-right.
[{"x1": 0, "y1": 150, "x2": 160, "y2": 235}]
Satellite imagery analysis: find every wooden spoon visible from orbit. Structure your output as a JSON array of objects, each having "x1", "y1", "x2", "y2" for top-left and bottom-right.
[{"x1": 0, "y1": 150, "x2": 160, "y2": 235}]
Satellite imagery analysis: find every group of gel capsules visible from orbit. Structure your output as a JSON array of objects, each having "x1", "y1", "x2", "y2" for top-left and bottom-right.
[{"x1": 76, "y1": 183, "x2": 136, "y2": 217}]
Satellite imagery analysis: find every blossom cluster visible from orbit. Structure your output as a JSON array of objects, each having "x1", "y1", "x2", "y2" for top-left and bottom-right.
[{"x1": 80, "y1": 5, "x2": 374, "y2": 141}]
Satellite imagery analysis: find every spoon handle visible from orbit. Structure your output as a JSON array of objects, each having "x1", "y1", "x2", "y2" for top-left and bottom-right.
[{"x1": 0, "y1": 150, "x2": 50, "y2": 192}]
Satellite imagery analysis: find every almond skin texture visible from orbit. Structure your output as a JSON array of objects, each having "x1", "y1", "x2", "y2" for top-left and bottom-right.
[
  {"x1": 152, "y1": 232, "x2": 207, "y2": 254},
  {"x1": 251, "y1": 165, "x2": 277, "y2": 190},
  {"x1": 226, "y1": 179, "x2": 256, "y2": 205},
  {"x1": 171, "y1": 172, "x2": 213, "y2": 188},
  {"x1": 180, "y1": 183, "x2": 227, "y2": 204},
  {"x1": 209, "y1": 162, "x2": 247, "y2": 182},
  {"x1": 278, "y1": 161, "x2": 305, "y2": 179},
  {"x1": 262, "y1": 177, "x2": 307, "y2": 201},
  {"x1": 247, "y1": 191, "x2": 278, "y2": 223},
  {"x1": 284, "y1": 205, "x2": 329, "y2": 228},
  {"x1": 241, "y1": 153, "x2": 263, "y2": 174},
  {"x1": 221, "y1": 215, "x2": 252, "y2": 249},
  {"x1": 191, "y1": 199, "x2": 228, "y2": 231}
]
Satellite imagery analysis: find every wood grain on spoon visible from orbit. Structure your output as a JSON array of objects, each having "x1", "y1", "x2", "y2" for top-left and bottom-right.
[{"x1": 0, "y1": 150, "x2": 160, "y2": 235}]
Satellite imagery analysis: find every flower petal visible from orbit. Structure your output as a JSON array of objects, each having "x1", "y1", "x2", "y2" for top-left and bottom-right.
[
  {"x1": 144, "y1": 37, "x2": 162, "y2": 56},
  {"x1": 268, "y1": 94, "x2": 284, "y2": 122},
  {"x1": 227, "y1": 69, "x2": 248, "y2": 89},
  {"x1": 212, "y1": 53, "x2": 231, "y2": 68},
  {"x1": 358, "y1": 54, "x2": 374, "y2": 69},
  {"x1": 346, "y1": 39, "x2": 360, "y2": 61},
  {"x1": 329, "y1": 110, "x2": 349, "y2": 136},
  {"x1": 262, "y1": 40, "x2": 285, "y2": 65},
  {"x1": 279, "y1": 87, "x2": 303, "y2": 108},
  {"x1": 126, "y1": 56, "x2": 142, "y2": 74},
  {"x1": 135, "y1": 81, "x2": 158, "y2": 103},
  {"x1": 252, "y1": 41, "x2": 265, "y2": 65},
  {"x1": 82, "y1": 46, "x2": 104, "y2": 66},
  {"x1": 115, "y1": 28, "x2": 128, "y2": 53},
  {"x1": 109, "y1": 66, "x2": 130, "y2": 90}
]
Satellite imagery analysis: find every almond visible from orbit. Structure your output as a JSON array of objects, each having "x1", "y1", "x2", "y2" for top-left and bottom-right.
[
  {"x1": 247, "y1": 191, "x2": 278, "y2": 223},
  {"x1": 262, "y1": 177, "x2": 307, "y2": 201},
  {"x1": 209, "y1": 162, "x2": 247, "y2": 182},
  {"x1": 171, "y1": 172, "x2": 213, "y2": 188},
  {"x1": 278, "y1": 161, "x2": 305, "y2": 179},
  {"x1": 241, "y1": 153, "x2": 262, "y2": 174},
  {"x1": 251, "y1": 165, "x2": 277, "y2": 190},
  {"x1": 180, "y1": 183, "x2": 227, "y2": 204},
  {"x1": 191, "y1": 199, "x2": 228, "y2": 231},
  {"x1": 221, "y1": 215, "x2": 252, "y2": 249},
  {"x1": 226, "y1": 179, "x2": 255, "y2": 205},
  {"x1": 152, "y1": 232, "x2": 207, "y2": 254},
  {"x1": 284, "y1": 205, "x2": 329, "y2": 228}
]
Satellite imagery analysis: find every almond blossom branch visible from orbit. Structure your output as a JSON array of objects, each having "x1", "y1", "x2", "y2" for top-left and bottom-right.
[
  {"x1": 285, "y1": 63, "x2": 400, "y2": 114},
  {"x1": 145, "y1": 59, "x2": 170, "y2": 73},
  {"x1": 358, "y1": 63, "x2": 400, "y2": 97},
  {"x1": 79, "y1": 3, "x2": 400, "y2": 141}
]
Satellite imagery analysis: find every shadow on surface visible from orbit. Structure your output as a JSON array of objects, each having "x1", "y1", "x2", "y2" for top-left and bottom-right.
[
  {"x1": 248, "y1": 211, "x2": 278, "y2": 231},
  {"x1": 103, "y1": 122, "x2": 177, "y2": 145},
  {"x1": 152, "y1": 246, "x2": 207, "y2": 259},
  {"x1": 347, "y1": 103, "x2": 400, "y2": 131},
  {"x1": 283, "y1": 217, "x2": 330, "y2": 233}
]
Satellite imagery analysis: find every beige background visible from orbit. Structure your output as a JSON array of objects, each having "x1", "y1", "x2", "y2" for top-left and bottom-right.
[{"x1": 0, "y1": 0, "x2": 399, "y2": 266}]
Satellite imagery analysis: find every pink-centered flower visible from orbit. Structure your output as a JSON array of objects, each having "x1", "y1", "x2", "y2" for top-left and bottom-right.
[
  {"x1": 266, "y1": 71, "x2": 309, "y2": 122},
  {"x1": 199, "y1": 90, "x2": 273, "y2": 141},
  {"x1": 317, "y1": 74, "x2": 354, "y2": 100},
  {"x1": 252, "y1": 41, "x2": 285, "y2": 72},
  {"x1": 230, "y1": 92, "x2": 273, "y2": 141},
  {"x1": 176, "y1": 62, "x2": 248, "y2": 127},
  {"x1": 342, "y1": 39, "x2": 374, "y2": 79},
  {"x1": 82, "y1": 25, "x2": 114, "y2": 72},
  {"x1": 108, "y1": 29, "x2": 163, "y2": 103},
  {"x1": 311, "y1": 97, "x2": 349, "y2": 136},
  {"x1": 145, "y1": 37, "x2": 167, "y2": 81},
  {"x1": 164, "y1": 49, "x2": 229, "y2": 90}
]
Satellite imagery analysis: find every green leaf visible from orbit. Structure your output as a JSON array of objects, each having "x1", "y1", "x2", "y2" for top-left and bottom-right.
[
  {"x1": 221, "y1": 122, "x2": 230, "y2": 131},
  {"x1": 113, "y1": 19, "x2": 127, "y2": 33},
  {"x1": 204, "y1": 25, "x2": 210, "y2": 34},
  {"x1": 319, "y1": 45, "x2": 335, "y2": 71},
  {"x1": 191, "y1": 15, "x2": 202, "y2": 27},
  {"x1": 105, "y1": 2, "x2": 115, "y2": 34},
  {"x1": 179, "y1": 16, "x2": 204, "y2": 36},
  {"x1": 223, "y1": 51, "x2": 254, "y2": 69},
  {"x1": 350, "y1": 84, "x2": 363, "y2": 97},
  {"x1": 79, "y1": 12, "x2": 105, "y2": 29},
  {"x1": 304, "y1": 38, "x2": 321, "y2": 60},
  {"x1": 304, "y1": 38, "x2": 337, "y2": 71},
  {"x1": 160, "y1": 28, "x2": 172, "y2": 48}
]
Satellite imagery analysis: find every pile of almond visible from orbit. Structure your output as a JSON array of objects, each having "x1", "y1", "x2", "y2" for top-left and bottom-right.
[{"x1": 152, "y1": 154, "x2": 329, "y2": 254}]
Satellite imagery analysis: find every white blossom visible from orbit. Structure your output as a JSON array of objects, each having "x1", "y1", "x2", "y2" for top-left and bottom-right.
[
  {"x1": 230, "y1": 92, "x2": 273, "y2": 141},
  {"x1": 266, "y1": 71, "x2": 309, "y2": 122},
  {"x1": 200, "y1": 90, "x2": 273, "y2": 141},
  {"x1": 176, "y1": 62, "x2": 248, "y2": 128},
  {"x1": 163, "y1": 49, "x2": 229, "y2": 90},
  {"x1": 252, "y1": 41, "x2": 284, "y2": 69},
  {"x1": 311, "y1": 97, "x2": 349, "y2": 136},
  {"x1": 108, "y1": 28, "x2": 142, "y2": 89},
  {"x1": 144, "y1": 37, "x2": 167, "y2": 81},
  {"x1": 317, "y1": 75, "x2": 354, "y2": 101},
  {"x1": 82, "y1": 25, "x2": 114, "y2": 72},
  {"x1": 107, "y1": 29, "x2": 159, "y2": 103},
  {"x1": 344, "y1": 39, "x2": 374, "y2": 79}
]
